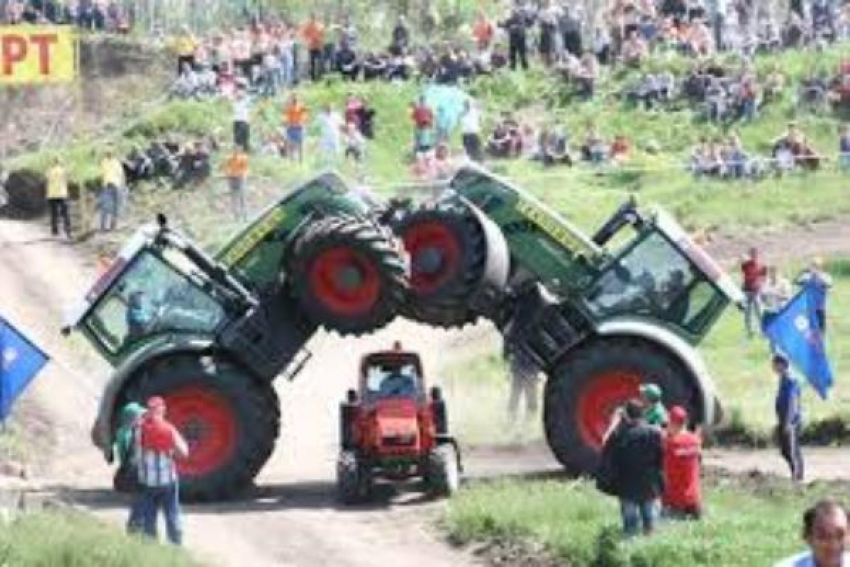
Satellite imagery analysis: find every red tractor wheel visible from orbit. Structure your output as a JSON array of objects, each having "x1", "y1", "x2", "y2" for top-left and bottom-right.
[
  {"x1": 393, "y1": 201, "x2": 509, "y2": 327},
  {"x1": 123, "y1": 355, "x2": 279, "y2": 502},
  {"x1": 543, "y1": 337, "x2": 699, "y2": 476},
  {"x1": 290, "y1": 217, "x2": 407, "y2": 335}
]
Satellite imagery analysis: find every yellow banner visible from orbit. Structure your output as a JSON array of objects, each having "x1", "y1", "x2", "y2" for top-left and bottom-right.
[{"x1": 0, "y1": 26, "x2": 76, "y2": 84}]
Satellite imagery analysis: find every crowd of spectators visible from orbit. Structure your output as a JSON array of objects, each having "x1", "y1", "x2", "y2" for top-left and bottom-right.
[{"x1": 1, "y1": 0, "x2": 130, "y2": 31}]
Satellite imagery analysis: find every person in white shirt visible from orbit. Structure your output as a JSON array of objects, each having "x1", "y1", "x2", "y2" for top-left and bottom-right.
[
  {"x1": 316, "y1": 104, "x2": 343, "y2": 165},
  {"x1": 774, "y1": 500, "x2": 849, "y2": 567},
  {"x1": 761, "y1": 265, "x2": 793, "y2": 326},
  {"x1": 460, "y1": 98, "x2": 483, "y2": 162},
  {"x1": 231, "y1": 88, "x2": 251, "y2": 151}
]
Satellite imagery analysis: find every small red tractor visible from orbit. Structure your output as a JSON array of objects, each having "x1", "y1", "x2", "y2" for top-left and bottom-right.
[{"x1": 336, "y1": 342, "x2": 461, "y2": 503}]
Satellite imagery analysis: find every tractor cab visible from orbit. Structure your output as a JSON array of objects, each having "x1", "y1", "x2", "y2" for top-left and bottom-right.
[
  {"x1": 583, "y1": 207, "x2": 744, "y2": 344},
  {"x1": 358, "y1": 344, "x2": 425, "y2": 404},
  {"x1": 65, "y1": 223, "x2": 251, "y2": 366}
]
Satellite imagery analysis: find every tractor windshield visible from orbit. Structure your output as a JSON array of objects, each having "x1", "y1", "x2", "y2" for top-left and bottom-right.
[
  {"x1": 364, "y1": 361, "x2": 421, "y2": 401},
  {"x1": 584, "y1": 230, "x2": 728, "y2": 340},
  {"x1": 82, "y1": 248, "x2": 226, "y2": 357}
]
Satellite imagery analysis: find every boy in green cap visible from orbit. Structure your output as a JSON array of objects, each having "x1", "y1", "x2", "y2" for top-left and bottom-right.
[
  {"x1": 640, "y1": 383, "x2": 668, "y2": 428},
  {"x1": 113, "y1": 401, "x2": 146, "y2": 533}
]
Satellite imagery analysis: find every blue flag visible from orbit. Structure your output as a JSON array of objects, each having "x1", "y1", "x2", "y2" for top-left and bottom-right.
[
  {"x1": 0, "y1": 317, "x2": 49, "y2": 421},
  {"x1": 764, "y1": 283, "x2": 834, "y2": 399}
]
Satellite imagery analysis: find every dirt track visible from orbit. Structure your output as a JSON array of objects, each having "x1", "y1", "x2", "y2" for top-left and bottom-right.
[{"x1": 3, "y1": 215, "x2": 850, "y2": 566}]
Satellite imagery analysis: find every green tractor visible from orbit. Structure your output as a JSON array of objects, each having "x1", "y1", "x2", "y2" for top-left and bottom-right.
[
  {"x1": 393, "y1": 166, "x2": 742, "y2": 474},
  {"x1": 65, "y1": 165, "x2": 740, "y2": 501}
]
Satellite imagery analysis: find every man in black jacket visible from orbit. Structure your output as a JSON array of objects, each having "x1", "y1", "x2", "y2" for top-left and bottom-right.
[
  {"x1": 500, "y1": 7, "x2": 533, "y2": 70},
  {"x1": 601, "y1": 400, "x2": 664, "y2": 537}
]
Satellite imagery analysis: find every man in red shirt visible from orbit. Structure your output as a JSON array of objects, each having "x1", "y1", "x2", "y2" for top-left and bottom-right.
[
  {"x1": 411, "y1": 95, "x2": 434, "y2": 154},
  {"x1": 740, "y1": 247, "x2": 767, "y2": 337},
  {"x1": 662, "y1": 406, "x2": 702, "y2": 520}
]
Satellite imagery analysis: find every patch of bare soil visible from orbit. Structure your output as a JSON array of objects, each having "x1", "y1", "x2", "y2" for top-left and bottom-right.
[{"x1": 705, "y1": 216, "x2": 850, "y2": 265}]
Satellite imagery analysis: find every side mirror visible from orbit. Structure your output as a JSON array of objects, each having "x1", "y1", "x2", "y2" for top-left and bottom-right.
[
  {"x1": 430, "y1": 386, "x2": 443, "y2": 402},
  {"x1": 346, "y1": 388, "x2": 358, "y2": 404}
]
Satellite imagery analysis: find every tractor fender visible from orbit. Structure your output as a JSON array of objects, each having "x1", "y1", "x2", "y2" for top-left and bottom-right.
[
  {"x1": 91, "y1": 334, "x2": 216, "y2": 459},
  {"x1": 594, "y1": 318, "x2": 720, "y2": 425}
]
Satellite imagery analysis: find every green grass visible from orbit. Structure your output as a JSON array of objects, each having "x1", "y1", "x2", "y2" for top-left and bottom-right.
[
  {"x1": 0, "y1": 510, "x2": 198, "y2": 567},
  {"x1": 445, "y1": 475, "x2": 841, "y2": 567}
]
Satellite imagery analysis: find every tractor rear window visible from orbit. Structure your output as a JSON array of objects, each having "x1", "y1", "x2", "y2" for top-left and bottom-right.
[
  {"x1": 84, "y1": 250, "x2": 225, "y2": 355},
  {"x1": 364, "y1": 363, "x2": 421, "y2": 401}
]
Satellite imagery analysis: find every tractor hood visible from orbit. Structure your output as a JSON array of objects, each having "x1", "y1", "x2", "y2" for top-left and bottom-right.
[{"x1": 370, "y1": 399, "x2": 421, "y2": 447}]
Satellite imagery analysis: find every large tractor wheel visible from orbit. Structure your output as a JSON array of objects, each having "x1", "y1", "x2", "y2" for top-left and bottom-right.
[
  {"x1": 290, "y1": 217, "x2": 407, "y2": 335},
  {"x1": 336, "y1": 450, "x2": 372, "y2": 504},
  {"x1": 393, "y1": 201, "x2": 509, "y2": 327},
  {"x1": 543, "y1": 337, "x2": 699, "y2": 476},
  {"x1": 424, "y1": 444, "x2": 460, "y2": 497},
  {"x1": 123, "y1": 355, "x2": 279, "y2": 502}
]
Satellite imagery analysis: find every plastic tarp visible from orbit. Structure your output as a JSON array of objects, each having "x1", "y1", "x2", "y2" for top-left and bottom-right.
[{"x1": 422, "y1": 85, "x2": 471, "y2": 134}]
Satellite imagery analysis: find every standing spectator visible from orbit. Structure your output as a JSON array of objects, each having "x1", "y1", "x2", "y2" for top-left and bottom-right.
[
  {"x1": 838, "y1": 123, "x2": 850, "y2": 172},
  {"x1": 796, "y1": 258, "x2": 833, "y2": 332},
  {"x1": 283, "y1": 93, "x2": 309, "y2": 163},
  {"x1": 223, "y1": 145, "x2": 249, "y2": 222},
  {"x1": 45, "y1": 156, "x2": 71, "y2": 239},
  {"x1": 775, "y1": 500, "x2": 849, "y2": 567},
  {"x1": 232, "y1": 88, "x2": 251, "y2": 151},
  {"x1": 411, "y1": 95, "x2": 435, "y2": 154},
  {"x1": 173, "y1": 25, "x2": 198, "y2": 76},
  {"x1": 504, "y1": 345, "x2": 539, "y2": 422},
  {"x1": 472, "y1": 11, "x2": 495, "y2": 52},
  {"x1": 761, "y1": 266, "x2": 793, "y2": 327},
  {"x1": 741, "y1": 247, "x2": 767, "y2": 337},
  {"x1": 460, "y1": 99, "x2": 483, "y2": 162},
  {"x1": 98, "y1": 149, "x2": 124, "y2": 232},
  {"x1": 773, "y1": 353, "x2": 804, "y2": 483},
  {"x1": 113, "y1": 402, "x2": 146, "y2": 532},
  {"x1": 501, "y1": 7, "x2": 531, "y2": 70},
  {"x1": 134, "y1": 396, "x2": 189, "y2": 546},
  {"x1": 707, "y1": 0, "x2": 729, "y2": 50},
  {"x1": 390, "y1": 16, "x2": 410, "y2": 55},
  {"x1": 316, "y1": 104, "x2": 343, "y2": 166},
  {"x1": 641, "y1": 383, "x2": 668, "y2": 427},
  {"x1": 662, "y1": 406, "x2": 703, "y2": 519},
  {"x1": 342, "y1": 120, "x2": 366, "y2": 166},
  {"x1": 602, "y1": 400, "x2": 664, "y2": 537},
  {"x1": 301, "y1": 13, "x2": 325, "y2": 81}
]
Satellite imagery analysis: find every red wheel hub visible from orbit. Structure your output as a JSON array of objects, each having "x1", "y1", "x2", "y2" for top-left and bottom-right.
[
  {"x1": 308, "y1": 247, "x2": 380, "y2": 316},
  {"x1": 576, "y1": 372, "x2": 642, "y2": 450},
  {"x1": 164, "y1": 386, "x2": 238, "y2": 478},
  {"x1": 402, "y1": 222, "x2": 462, "y2": 295}
]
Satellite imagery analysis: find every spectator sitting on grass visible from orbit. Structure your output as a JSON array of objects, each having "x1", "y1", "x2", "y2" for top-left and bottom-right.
[
  {"x1": 540, "y1": 128, "x2": 573, "y2": 167},
  {"x1": 581, "y1": 123, "x2": 608, "y2": 164},
  {"x1": 762, "y1": 65, "x2": 787, "y2": 104},
  {"x1": 574, "y1": 52, "x2": 599, "y2": 100},
  {"x1": 773, "y1": 122, "x2": 821, "y2": 171},
  {"x1": 690, "y1": 136, "x2": 722, "y2": 177},
  {"x1": 487, "y1": 114, "x2": 522, "y2": 159},
  {"x1": 610, "y1": 134, "x2": 631, "y2": 164},
  {"x1": 723, "y1": 133, "x2": 750, "y2": 179},
  {"x1": 622, "y1": 29, "x2": 649, "y2": 66},
  {"x1": 775, "y1": 499, "x2": 849, "y2": 567}
]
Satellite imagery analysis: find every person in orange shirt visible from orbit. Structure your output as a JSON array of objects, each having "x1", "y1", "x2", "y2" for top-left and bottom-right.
[
  {"x1": 472, "y1": 11, "x2": 495, "y2": 52},
  {"x1": 223, "y1": 145, "x2": 249, "y2": 221},
  {"x1": 301, "y1": 13, "x2": 326, "y2": 81},
  {"x1": 284, "y1": 93, "x2": 309, "y2": 163}
]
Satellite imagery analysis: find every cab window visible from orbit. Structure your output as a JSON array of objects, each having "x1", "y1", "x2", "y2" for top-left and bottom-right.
[{"x1": 84, "y1": 250, "x2": 225, "y2": 355}]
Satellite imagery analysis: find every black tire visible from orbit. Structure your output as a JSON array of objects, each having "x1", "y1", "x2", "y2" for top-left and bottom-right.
[
  {"x1": 337, "y1": 450, "x2": 371, "y2": 504},
  {"x1": 1, "y1": 169, "x2": 47, "y2": 219},
  {"x1": 289, "y1": 217, "x2": 407, "y2": 335},
  {"x1": 424, "y1": 444, "x2": 460, "y2": 496},
  {"x1": 393, "y1": 200, "x2": 509, "y2": 327},
  {"x1": 543, "y1": 336, "x2": 699, "y2": 476},
  {"x1": 122, "y1": 354, "x2": 279, "y2": 502}
]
